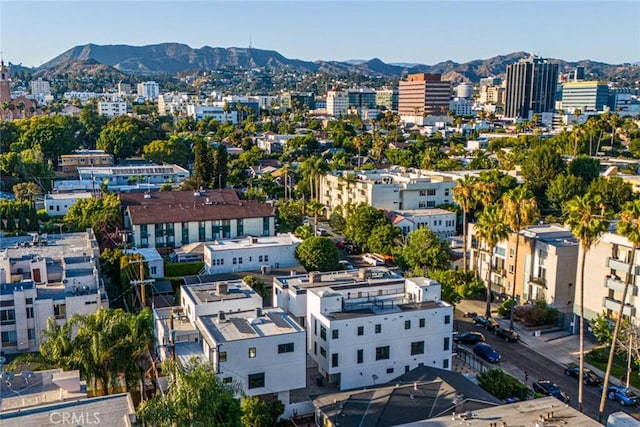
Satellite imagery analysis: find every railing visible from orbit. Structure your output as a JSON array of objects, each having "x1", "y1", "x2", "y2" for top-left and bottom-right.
[{"x1": 528, "y1": 276, "x2": 547, "y2": 287}]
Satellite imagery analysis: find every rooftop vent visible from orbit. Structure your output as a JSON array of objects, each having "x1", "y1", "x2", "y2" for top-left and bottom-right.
[
  {"x1": 143, "y1": 193, "x2": 152, "y2": 199},
  {"x1": 193, "y1": 191, "x2": 201, "y2": 197}
]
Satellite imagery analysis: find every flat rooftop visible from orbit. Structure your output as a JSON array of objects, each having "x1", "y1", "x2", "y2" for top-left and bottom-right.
[
  {"x1": 206, "y1": 234, "x2": 300, "y2": 252},
  {"x1": 0, "y1": 232, "x2": 96, "y2": 260},
  {"x1": 183, "y1": 279, "x2": 258, "y2": 305},
  {"x1": 327, "y1": 295, "x2": 444, "y2": 320},
  {"x1": 44, "y1": 192, "x2": 93, "y2": 200},
  {"x1": 394, "y1": 208, "x2": 455, "y2": 217},
  {"x1": 275, "y1": 267, "x2": 403, "y2": 293},
  {"x1": 199, "y1": 308, "x2": 303, "y2": 342}
]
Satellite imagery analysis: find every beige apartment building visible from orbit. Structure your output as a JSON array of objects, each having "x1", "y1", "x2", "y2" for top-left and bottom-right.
[{"x1": 57, "y1": 149, "x2": 114, "y2": 178}]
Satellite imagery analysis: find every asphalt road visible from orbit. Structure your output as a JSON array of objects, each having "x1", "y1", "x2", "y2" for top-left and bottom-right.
[{"x1": 454, "y1": 309, "x2": 640, "y2": 422}]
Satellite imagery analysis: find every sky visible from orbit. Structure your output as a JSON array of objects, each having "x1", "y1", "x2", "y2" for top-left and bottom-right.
[{"x1": 1, "y1": 0, "x2": 639, "y2": 68}]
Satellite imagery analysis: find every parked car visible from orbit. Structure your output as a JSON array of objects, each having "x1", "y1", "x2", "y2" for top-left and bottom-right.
[
  {"x1": 472, "y1": 316, "x2": 500, "y2": 331},
  {"x1": 316, "y1": 228, "x2": 329, "y2": 236},
  {"x1": 333, "y1": 239, "x2": 346, "y2": 249},
  {"x1": 605, "y1": 385, "x2": 640, "y2": 406},
  {"x1": 494, "y1": 327, "x2": 520, "y2": 342},
  {"x1": 473, "y1": 342, "x2": 501, "y2": 363},
  {"x1": 338, "y1": 260, "x2": 356, "y2": 270},
  {"x1": 344, "y1": 243, "x2": 360, "y2": 254},
  {"x1": 453, "y1": 331, "x2": 485, "y2": 344},
  {"x1": 564, "y1": 363, "x2": 602, "y2": 386},
  {"x1": 362, "y1": 253, "x2": 385, "y2": 266},
  {"x1": 532, "y1": 380, "x2": 571, "y2": 403}
]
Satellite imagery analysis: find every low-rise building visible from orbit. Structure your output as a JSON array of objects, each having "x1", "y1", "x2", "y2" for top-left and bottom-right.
[
  {"x1": 77, "y1": 163, "x2": 189, "y2": 192},
  {"x1": 0, "y1": 231, "x2": 107, "y2": 354},
  {"x1": 389, "y1": 208, "x2": 457, "y2": 238},
  {"x1": 44, "y1": 192, "x2": 93, "y2": 216},
  {"x1": 203, "y1": 234, "x2": 301, "y2": 275},
  {"x1": 123, "y1": 248, "x2": 164, "y2": 279},
  {"x1": 186, "y1": 104, "x2": 238, "y2": 123},
  {"x1": 57, "y1": 149, "x2": 114, "y2": 179},
  {"x1": 98, "y1": 100, "x2": 129, "y2": 117},
  {"x1": 307, "y1": 276, "x2": 454, "y2": 390},
  {"x1": 121, "y1": 189, "x2": 276, "y2": 250}
]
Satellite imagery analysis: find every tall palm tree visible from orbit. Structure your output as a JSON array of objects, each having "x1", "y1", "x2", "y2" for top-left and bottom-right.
[
  {"x1": 452, "y1": 175, "x2": 477, "y2": 274},
  {"x1": 475, "y1": 205, "x2": 509, "y2": 318},
  {"x1": 307, "y1": 200, "x2": 325, "y2": 235},
  {"x1": 502, "y1": 186, "x2": 539, "y2": 329},
  {"x1": 599, "y1": 199, "x2": 640, "y2": 418},
  {"x1": 565, "y1": 193, "x2": 611, "y2": 412},
  {"x1": 473, "y1": 179, "x2": 498, "y2": 276}
]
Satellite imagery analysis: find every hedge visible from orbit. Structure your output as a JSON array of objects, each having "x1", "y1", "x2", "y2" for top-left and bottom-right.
[{"x1": 164, "y1": 261, "x2": 204, "y2": 277}]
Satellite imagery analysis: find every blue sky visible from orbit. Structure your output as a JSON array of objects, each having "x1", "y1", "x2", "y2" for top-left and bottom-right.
[{"x1": 1, "y1": 1, "x2": 639, "y2": 68}]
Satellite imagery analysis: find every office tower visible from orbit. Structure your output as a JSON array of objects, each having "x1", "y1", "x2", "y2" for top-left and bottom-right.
[
  {"x1": 398, "y1": 73, "x2": 451, "y2": 117},
  {"x1": 504, "y1": 56, "x2": 558, "y2": 119}
]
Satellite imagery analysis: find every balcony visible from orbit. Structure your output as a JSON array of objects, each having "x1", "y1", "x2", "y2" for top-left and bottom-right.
[
  {"x1": 605, "y1": 276, "x2": 638, "y2": 297},
  {"x1": 603, "y1": 297, "x2": 636, "y2": 317},
  {"x1": 607, "y1": 257, "x2": 639, "y2": 275},
  {"x1": 528, "y1": 276, "x2": 547, "y2": 288}
]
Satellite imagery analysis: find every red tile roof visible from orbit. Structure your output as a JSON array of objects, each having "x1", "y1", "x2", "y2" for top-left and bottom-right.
[{"x1": 121, "y1": 189, "x2": 275, "y2": 225}]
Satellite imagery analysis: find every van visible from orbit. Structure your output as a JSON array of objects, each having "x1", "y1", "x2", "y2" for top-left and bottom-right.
[{"x1": 362, "y1": 253, "x2": 385, "y2": 266}]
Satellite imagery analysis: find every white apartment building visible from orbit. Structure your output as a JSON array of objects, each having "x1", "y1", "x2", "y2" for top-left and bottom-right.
[
  {"x1": 319, "y1": 168, "x2": 456, "y2": 214},
  {"x1": 306, "y1": 277, "x2": 454, "y2": 390},
  {"x1": 98, "y1": 100, "x2": 129, "y2": 118},
  {"x1": 30, "y1": 78, "x2": 51, "y2": 96},
  {"x1": 44, "y1": 192, "x2": 93, "y2": 217},
  {"x1": 579, "y1": 232, "x2": 639, "y2": 323},
  {"x1": 203, "y1": 234, "x2": 301, "y2": 275},
  {"x1": 326, "y1": 90, "x2": 348, "y2": 117},
  {"x1": 449, "y1": 97, "x2": 474, "y2": 116},
  {"x1": 390, "y1": 208, "x2": 457, "y2": 238},
  {"x1": 137, "y1": 81, "x2": 159, "y2": 100},
  {"x1": 186, "y1": 104, "x2": 238, "y2": 123},
  {"x1": 0, "y1": 231, "x2": 107, "y2": 354}
]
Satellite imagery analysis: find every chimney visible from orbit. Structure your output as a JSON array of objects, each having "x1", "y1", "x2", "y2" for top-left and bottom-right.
[
  {"x1": 216, "y1": 282, "x2": 228, "y2": 295},
  {"x1": 309, "y1": 272, "x2": 321, "y2": 283},
  {"x1": 358, "y1": 269, "x2": 372, "y2": 281},
  {"x1": 256, "y1": 307, "x2": 263, "y2": 317},
  {"x1": 218, "y1": 311, "x2": 226, "y2": 322}
]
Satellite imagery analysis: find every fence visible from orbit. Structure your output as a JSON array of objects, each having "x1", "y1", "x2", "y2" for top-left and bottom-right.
[{"x1": 455, "y1": 345, "x2": 493, "y2": 374}]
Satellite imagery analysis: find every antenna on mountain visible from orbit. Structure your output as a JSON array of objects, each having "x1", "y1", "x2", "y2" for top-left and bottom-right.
[{"x1": 249, "y1": 34, "x2": 252, "y2": 50}]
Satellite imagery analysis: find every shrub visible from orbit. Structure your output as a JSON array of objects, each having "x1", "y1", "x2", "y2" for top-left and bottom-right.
[
  {"x1": 513, "y1": 300, "x2": 558, "y2": 327},
  {"x1": 164, "y1": 261, "x2": 204, "y2": 277},
  {"x1": 497, "y1": 299, "x2": 515, "y2": 318},
  {"x1": 477, "y1": 369, "x2": 532, "y2": 400}
]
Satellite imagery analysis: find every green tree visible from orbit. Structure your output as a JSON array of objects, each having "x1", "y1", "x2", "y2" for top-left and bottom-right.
[
  {"x1": 502, "y1": 186, "x2": 539, "y2": 328},
  {"x1": 240, "y1": 396, "x2": 285, "y2": 427},
  {"x1": 477, "y1": 369, "x2": 531, "y2": 401},
  {"x1": 367, "y1": 223, "x2": 401, "y2": 256},
  {"x1": 568, "y1": 155, "x2": 600, "y2": 186},
  {"x1": 295, "y1": 236, "x2": 340, "y2": 271},
  {"x1": 306, "y1": 200, "x2": 325, "y2": 235},
  {"x1": 599, "y1": 199, "x2": 640, "y2": 418},
  {"x1": 565, "y1": 192, "x2": 611, "y2": 412},
  {"x1": 275, "y1": 200, "x2": 304, "y2": 233},
  {"x1": 19, "y1": 115, "x2": 80, "y2": 167},
  {"x1": 546, "y1": 174, "x2": 585, "y2": 219},
  {"x1": 396, "y1": 227, "x2": 450, "y2": 275},
  {"x1": 137, "y1": 360, "x2": 242, "y2": 427},
  {"x1": 13, "y1": 182, "x2": 41, "y2": 204},
  {"x1": 143, "y1": 135, "x2": 192, "y2": 167},
  {"x1": 520, "y1": 144, "x2": 565, "y2": 204},
  {"x1": 193, "y1": 137, "x2": 212, "y2": 188},
  {"x1": 97, "y1": 115, "x2": 163, "y2": 160},
  {"x1": 475, "y1": 205, "x2": 509, "y2": 318},
  {"x1": 587, "y1": 177, "x2": 633, "y2": 214},
  {"x1": 64, "y1": 193, "x2": 122, "y2": 240},
  {"x1": 243, "y1": 275, "x2": 269, "y2": 299},
  {"x1": 79, "y1": 102, "x2": 108, "y2": 148},
  {"x1": 212, "y1": 143, "x2": 229, "y2": 189},
  {"x1": 344, "y1": 204, "x2": 388, "y2": 251},
  {"x1": 452, "y1": 175, "x2": 477, "y2": 274}
]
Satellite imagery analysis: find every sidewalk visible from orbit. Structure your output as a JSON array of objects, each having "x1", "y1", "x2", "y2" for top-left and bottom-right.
[{"x1": 454, "y1": 299, "x2": 639, "y2": 394}]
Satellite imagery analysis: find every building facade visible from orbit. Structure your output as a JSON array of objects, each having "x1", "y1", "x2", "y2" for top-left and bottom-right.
[
  {"x1": 57, "y1": 150, "x2": 114, "y2": 179},
  {"x1": 560, "y1": 81, "x2": 610, "y2": 112},
  {"x1": 504, "y1": 56, "x2": 558, "y2": 119},
  {"x1": 98, "y1": 100, "x2": 129, "y2": 118},
  {"x1": 44, "y1": 192, "x2": 94, "y2": 216},
  {"x1": 390, "y1": 209, "x2": 457, "y2": 238},
  {"x1": 137, "y1": 81, "x2": 159, "y2": 100},
  {"x1": 347, "y1": 88, "x2": 377, "y2": 109},
  {"x1": 375, "y1": 88, "x2": 399, "y2": 111},
  {"x1": 398, "y1": 73, "x2": 451, "y2": 117},
  {"x1": 76, "y1": 163, "x2": 189, "y2": 192},
  {"x1": 326, "y1": 90, "x2": 348, "y2": 116},
  {"x1": 185, "y1": 104, "x2": 238, "y2": 123}
]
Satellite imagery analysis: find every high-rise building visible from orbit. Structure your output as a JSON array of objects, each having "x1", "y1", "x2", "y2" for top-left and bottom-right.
[
  {"x1": 504, "y1": 56, "x2": 558, "y2": 119},
  {"x1": 560, "y1": 81, "x2": 609, "y2": 112},
  {"x1": 375, "y1": 88, "x2": 399, "y2": 111},
  {"x1": 398, "y1": 73, "x2": 451, "y2": 117},
  {"x1": 0, "y1": 59, "x2": 10, "y2": 103},
  {"x1": 136, "y1": 81, "x2": 159, "y2": 100},
  {"x1": 347, "y1": 88, "x2": 377, "y2": 109},
  {"x1": 30, "y1": 78, "x2": 51, "y2": 96},
  {"x1": 326, "y1": 89, "x2": 348, "y2": 116}
]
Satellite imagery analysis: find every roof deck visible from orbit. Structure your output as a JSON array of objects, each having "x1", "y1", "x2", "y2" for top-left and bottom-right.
[
  {"x1": 198, "y1": 308, "x2": 303, "y2": 342},
  {"x1": 275, "y1": 267, "x2": 403, "y2": 294},
  {"x1": 182, "y1": 279, "x2": 258, "y2": 305}
]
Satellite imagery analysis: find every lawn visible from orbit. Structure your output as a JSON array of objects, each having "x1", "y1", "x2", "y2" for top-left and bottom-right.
[{"x1": 587, "y1": 348, "x2": 640, "y2": 390}]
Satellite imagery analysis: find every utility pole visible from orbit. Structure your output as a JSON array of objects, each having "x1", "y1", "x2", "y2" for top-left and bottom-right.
[{"x1": 129, "y1": 258, "x2": 154, "y2": 309}]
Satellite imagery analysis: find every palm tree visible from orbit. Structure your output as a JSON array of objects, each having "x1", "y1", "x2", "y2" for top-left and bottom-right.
[
  {"x1": 472, "y1": 179, "x2": 498, "y2": 276},
  {"x1": 502, "y1": 186, "x2": 539, "y2": 329},
  {"x1": 475, "y1": 205, "x2": 509, "y2": 318},
  {"x1": 598, "y1": 199, "x2": 640, "y2": 418},
  {"x1": 307, "y1": 200, "x2": 325, "y2": 235},
  {"x1": 565, "y1": 193, "x2": 611, "y2": 412},
  {"x1": 452, "y1": 175, "x2": 477, "y2": 274}
]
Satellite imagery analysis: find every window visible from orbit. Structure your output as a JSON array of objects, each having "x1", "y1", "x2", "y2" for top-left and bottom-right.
[
  {"x1": 53, "y1": 304, "x2": 66, "y2": 320},
  {"x1": 219, "y1": 351, "x2": 227, "y2": 362},
  {"x1": 357, "y1": 326, "x2": 364, "y2": 336},
  {"x1": 314, "y1": 318, "x2": 317, "y2": 335},
  {"x1": 1, "y1": 309, "x2": 16, "y2": 325},
  {"x1": 509, "y1": 248, "x2": 515, "y2": 257},
  {"x1": 443, "y1": 359, "x2": 449, "y2": 369},
  {"x1": 248, "y1": 372, "x2": 265, "y2": 389},
  {"x1": 320, "y1": 326, "x2": 327, "y2": 341},
  {"x1": 0, "y1": 330, "x2": 16, "y2": 345},
  {"x1": 26, "y1": 307, "x2": 34, "y2": 318},
  {"x1": 332, "y1": 329, "x2": 339, "y2": 339},
  {"x1": 332, "y1": 353, "x2": 339, "y2": 367},
  {"x1": 248, "y1": 347, "x2": 257, "y2": 358},
  {"x1": 238, "y1": 257, "x2": 243, "y2": 264},
  {"x1": 25, "y1": 298, "x2": 33, "y2": 305},
  {"x1": 411, "y1": 341, "x2": 425, "y2": 355},
  {"x1": 404, "y1": 320, "x2": 411, "y2": 330},
  {"x1": 444, "y1": 315, "x2": 451, "y2": 325},
  {"x1": 419, "y1": 318, "x2": 425, "y2": 328},
  {"x1": 278, "y1": 343, "x2": 294, "y2": 353},
  {"x1": 314, "y1": 341, "x2": 317, "y2": 355},
  {"x1": 357, "y1": 349, "x2": 364, "y2": 364},
  {"x1": 259, "y1": 255, "x2": 263, "y2": 262},
  {"x1": 264, "y1": 255, "x2": 269, "y2": 262},
  {"x1": 405, "y1": 365, "x2": 410, "y2": 373},
  {"x1": 27, "y1": 328, "x2": 36, "y2": 340},
  {"x1": 386, "y1": 368, "x2": 394, "y2": 374},
  {"x1": 320, "y1": 347, "x2": 327, "y2": 357},
  {"x1": 376, "y1": 346, "x2": 390, "y2": 360},
  {"x1": 233, "y1": 258, "x2": 237, "y2": 265},
  {"x1": 223, "y1": 377, "x2": 233, "y2": 384},
  {"x1": 443, "y1": 337, "x2": 450, "y2": 351},
  {"x1": 375, "y1": 324, "x2": 381, "y2": 334}
]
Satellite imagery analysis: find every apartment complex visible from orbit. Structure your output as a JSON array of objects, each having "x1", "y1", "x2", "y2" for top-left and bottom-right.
[
  {"x1": 137, "y1": 81, "x2": 159, "y2": 100},
  {"x1": 98, "y1": 100, "x2": 129, "y2": 117},
  {"x1": 389, "y1": 208, "x2": 457, "y2": 238},
  {"x1": 319, "y1": 168, "x2": 455, "y2": 214},
  {"x1": 306, "y1": 276, "x2": 453, "y2": 390},
  {"x1": 398, "y1": 73, "x2": 451, "y2": 117},
  {"x1": 326, "y1": 89, "x2": 348, "y2": 116},
  {"x1": 0, "y1": 231, "x2": 106, "y2": 354},
  {"x1": 504, "y1": 56, "x2": 558, "y2": 119},
  {"x1": 57, "y1": 149, "x2": 114, "y2": 178},
  {"x1": 76, "y1": 163, "x2": 189, "y2": 192},
  {"x1": 120, "y1": 189, "x2": 276, "y2": 250}
]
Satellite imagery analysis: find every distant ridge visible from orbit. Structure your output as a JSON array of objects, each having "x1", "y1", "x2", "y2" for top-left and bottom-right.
[{"x1": 34, "y1": 43, "x2": 640, "y2": 82}]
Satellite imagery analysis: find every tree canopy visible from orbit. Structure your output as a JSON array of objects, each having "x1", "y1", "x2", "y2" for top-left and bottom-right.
[{"x1": 295, "y1": 236, "x2": 341, "y2": 271}]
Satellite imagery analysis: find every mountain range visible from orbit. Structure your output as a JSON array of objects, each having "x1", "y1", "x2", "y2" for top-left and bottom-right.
[{"x1": 24, "y1": 42, "x2": 640, "y2": 82}]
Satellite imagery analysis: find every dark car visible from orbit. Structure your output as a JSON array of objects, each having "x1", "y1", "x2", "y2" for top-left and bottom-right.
[
  {"x1": 564, "y1": 363, "x2": 602, "y2": 386},
  {"x1": 532, "y1": 380, "x2": 571, "y2": 403},
  {"x1": 472, "y1": 316, "x2": 499, "y2": 331},
  {"x1": 605, "y1": 385, "x2": 640, "y2": 406},
  {"x1": 494, "y1": 327, "x2": 520, "y2": 342},
  {"x1": 453, "y1": 331, "x2": 485, "y2": 344},
  {"x1": 473, "y1": 342, "x2": 501, "y2": 363}
]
